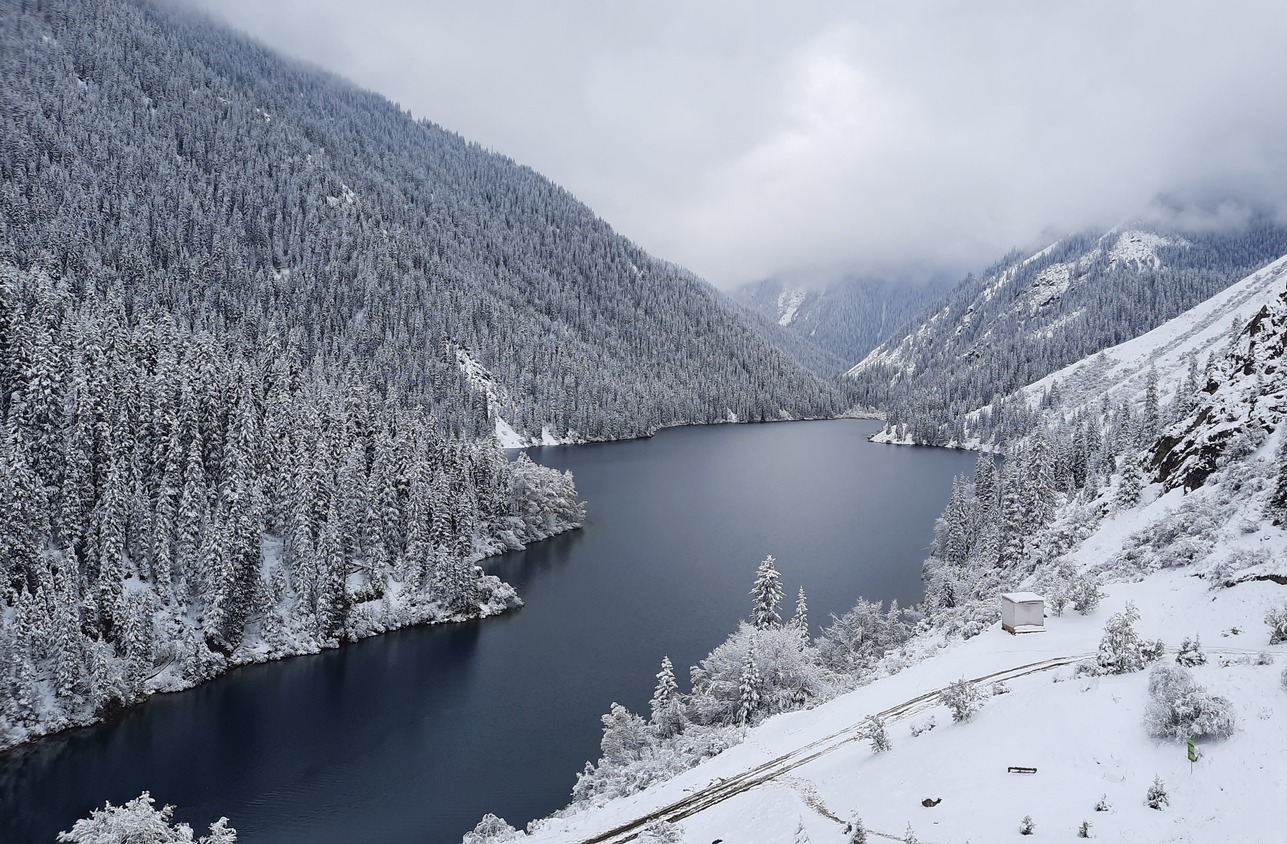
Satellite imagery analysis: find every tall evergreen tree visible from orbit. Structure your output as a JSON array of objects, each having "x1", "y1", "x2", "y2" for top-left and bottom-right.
[
  {"x1": 649, "y1": 655, "x2": 684, "y2": 738},
  {"x1": 1268, "y1": 431, "x2": 1287, "y2": 524},
  {"x1": 751, "y1": 555, "x2": 784, "y2": 630}
]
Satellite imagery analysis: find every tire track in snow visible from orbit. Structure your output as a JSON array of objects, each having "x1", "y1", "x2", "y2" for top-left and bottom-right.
[{"x1": 575, "y1": 653, "x2": 1093, "y2": 844}]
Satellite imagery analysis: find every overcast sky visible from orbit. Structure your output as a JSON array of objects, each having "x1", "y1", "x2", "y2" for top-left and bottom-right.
[{"x1": 190, "y1": 1, "x2": 1287, "y2": 289}]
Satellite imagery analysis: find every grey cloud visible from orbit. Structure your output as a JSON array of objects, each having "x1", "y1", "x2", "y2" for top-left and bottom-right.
[{"x1": 187, "y1": 0, "x2": 1287, "y2": 288}]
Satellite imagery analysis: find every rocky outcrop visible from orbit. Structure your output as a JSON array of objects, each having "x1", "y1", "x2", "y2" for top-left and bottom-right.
[{"x1": 1152, "y1": 282, "x2": 1287, "y2": 490}]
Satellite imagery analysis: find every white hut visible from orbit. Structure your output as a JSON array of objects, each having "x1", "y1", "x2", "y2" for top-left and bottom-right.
[{"x1": 1000, "y1": 592, "x2": 1045, "y2": 634}]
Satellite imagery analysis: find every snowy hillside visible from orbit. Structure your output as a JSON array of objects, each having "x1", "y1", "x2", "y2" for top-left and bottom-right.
[
  {"x1": 847, "y1": 217, "x2": 1287, "y2": 445},
  {"x1": 520, "y1": 573, "x2": 1287, "y2": 844},
  {"x1": 466, "y1": 254, "x2": 1287, "y2": 844},
  {"x1": 1011, "y1": 255, "x2": 1287, "y2": 426}
]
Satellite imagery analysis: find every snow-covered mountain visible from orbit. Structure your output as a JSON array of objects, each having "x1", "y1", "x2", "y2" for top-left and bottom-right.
[
  {"x1": 476, "y1": 253, "x2": 1287, "y2": 844},
  {"x1": 0, "y1": 0, "x2": 841, "y2": 446},
  {"x1": 729, "y1": 276, "x2": 953, "y2": 375},
  {"x1": 848, "y1": 218, "x2": 1287, "y2": 444},
  {"x1": 0, "y1": 0, "x2": 846, "y2": 754}
]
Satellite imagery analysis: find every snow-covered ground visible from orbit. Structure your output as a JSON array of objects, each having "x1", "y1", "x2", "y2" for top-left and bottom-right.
[{"x1": 522, "y1": 497, "x2": 1287, "y2": 844}]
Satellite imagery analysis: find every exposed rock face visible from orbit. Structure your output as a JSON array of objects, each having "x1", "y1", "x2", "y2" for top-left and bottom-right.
[{"x1": 1152, "y1": 281, "x2": 1287, "y2": 490}]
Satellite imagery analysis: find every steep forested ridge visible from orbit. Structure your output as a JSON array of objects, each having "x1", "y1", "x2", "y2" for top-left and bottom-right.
[
  {"x1": 0, "y1": 0, "x2": 839, "y2": 441},
  {"x1": 849, "y1": 222, "x2": 1287, "y2": 444},
  {"x1": 0, "y1": 0, "x2": 838, "y2": 750}
]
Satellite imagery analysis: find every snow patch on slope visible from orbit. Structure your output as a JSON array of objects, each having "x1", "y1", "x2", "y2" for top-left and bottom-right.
[
  {"x1": 777, "y1": 289, "x2": 808, "y2": 326},
  {"x1": 454, "y1": 344, "x2": 504, "y2": 415},
  {"x1": 1109, "y1": 231, "x2": 1188, "y2": 271}
]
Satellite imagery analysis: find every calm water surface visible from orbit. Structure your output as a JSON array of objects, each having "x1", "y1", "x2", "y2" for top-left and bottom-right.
[{"x1": 0, "y1": 420, "x2": 975, "y2": 843}]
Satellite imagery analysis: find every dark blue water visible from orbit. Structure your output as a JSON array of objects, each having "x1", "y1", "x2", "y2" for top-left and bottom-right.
[{"x1": 0, "y1": 420, "x2": 974, "y2": 843}]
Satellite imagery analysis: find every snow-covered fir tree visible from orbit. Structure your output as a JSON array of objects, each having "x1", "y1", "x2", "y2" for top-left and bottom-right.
[
  {"x1": 649, "y1": 656, "x2": 685, "y2": 739},
  {"x1": 751, "y1": 555, "x2": 784, "y2": 630}
]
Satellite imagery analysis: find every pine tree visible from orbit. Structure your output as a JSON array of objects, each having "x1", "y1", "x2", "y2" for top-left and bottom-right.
[
  {"x1": 939, "y1": 475, "x2": 972, "y2": 567},
  {"x1": 1139, "y1": 366, "x2": 1160, "y2": 445},
  {"x1": 940, "y1": 677, "x2": 982, "y2": 722},
  {"x1": 1117, "y1": 458, "x2": 1145, "y2": 508},
  {"x1": 649, "y1": 655, "x2": 684, "y2": 738},
  {"x1": 1175, "y1": 635, "x2": 1206, "y2": 667},
  {"x1": 1145, "y1": 775, "x2": 1169, "y2": 810},
  {"x1": 751, "y1": 555, "x2": 784, "y2": 629},
  {"x1": 791, "y1": 586, "x2": 809, "y2": 637},
  {"x1": 1267, "y1": 432, "x2": 1287, "y2": 524}
]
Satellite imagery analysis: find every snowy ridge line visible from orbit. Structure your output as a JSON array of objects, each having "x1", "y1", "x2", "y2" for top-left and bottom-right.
[{"x1": 573, "y1": 654, "x2": 1091, "y2": 844}]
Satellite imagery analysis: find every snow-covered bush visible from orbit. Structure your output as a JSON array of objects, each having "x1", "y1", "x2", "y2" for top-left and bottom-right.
[
  {"x1": 462, "y1": 814, "x2": 520, "y2": 844},
  {"x1": 1144, "y1": 664, "x2": 1236, "y2": 741},
  {"x1": 939, "y1": 678, "x2": 983, "y2": 722},
  {"x1": 1019, "y1": 814, "x2": 1035, "y2": 835},
  {"x1": 1145, "y1": 775, "x2": 1169, "y2": 810},
  {"x1": 959, "y1": 603, "x2": 1003, "y2": 639},
  {"x1": 1116, "y1": 495, "x2": 1221, "y2": 574},
  {"x1": 867, "y1": 715, "x2": 891, "y2": 752},
  {"x1": 1078, "y1": 819, "x2": 1093, "y2": 838},
  {"x1": 1266, "y1": 604, "x2": 1287, "y2": 645},
  {"x1": 598, "y1": 702, "x2": 653, "y2": 767},
  {"x1": 1067, "y1": 574, "x2": 1102, "y2": 615},
  {"x1": 57, "y1": 792, "x2": 236, "y2": 843},
  {"x1": 637, "y1": 820, "x2": 683, "y2": 844},
  {"x1": 1095, "y1": 603, "x2": 1157, "y2": 674},
  {"x1": 1140, "y1": 637, "x2": 1167, "y2": 663},
  {"x1": 1048, "y1": 586, "x2": 1071, "y2": 617},
  {"x1": 910, "y1": 716, "x2": 936, "y2": 736},
  {"x1": 816, "y1": 598, "x2": 915, "y2": 676},
  {"x1": 572, "y1": 715, "x2": 739, "y2": 805},
  {"x1": 1094, "y1": 794, "x2": 1111, "y2": 812},
  {"x1": 1175, "y1": 635, "x2": 1207, "y2": 667},
  {"x1": 688, "y1": 623, "x2": 834, "y2": 726}
]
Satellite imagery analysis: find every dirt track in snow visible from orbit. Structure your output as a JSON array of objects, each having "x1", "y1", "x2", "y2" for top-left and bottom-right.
[{"x1": 574, "y1": 653, "x2": 1096, "y2": 844}]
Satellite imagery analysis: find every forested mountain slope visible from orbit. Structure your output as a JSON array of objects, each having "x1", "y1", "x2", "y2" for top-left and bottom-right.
[
  {"x1": 849, "y1": 219, "x2": 1287, "y2": 444},
  {"x1": 0, "y1": 0, "x2": 839, "y2": 444},
  {"x1": 730, "y1": 275, "x2": 952, "y2": 375},
  {"x1": 0, "y1": 0, "x2": 839, "y2": 751}
]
